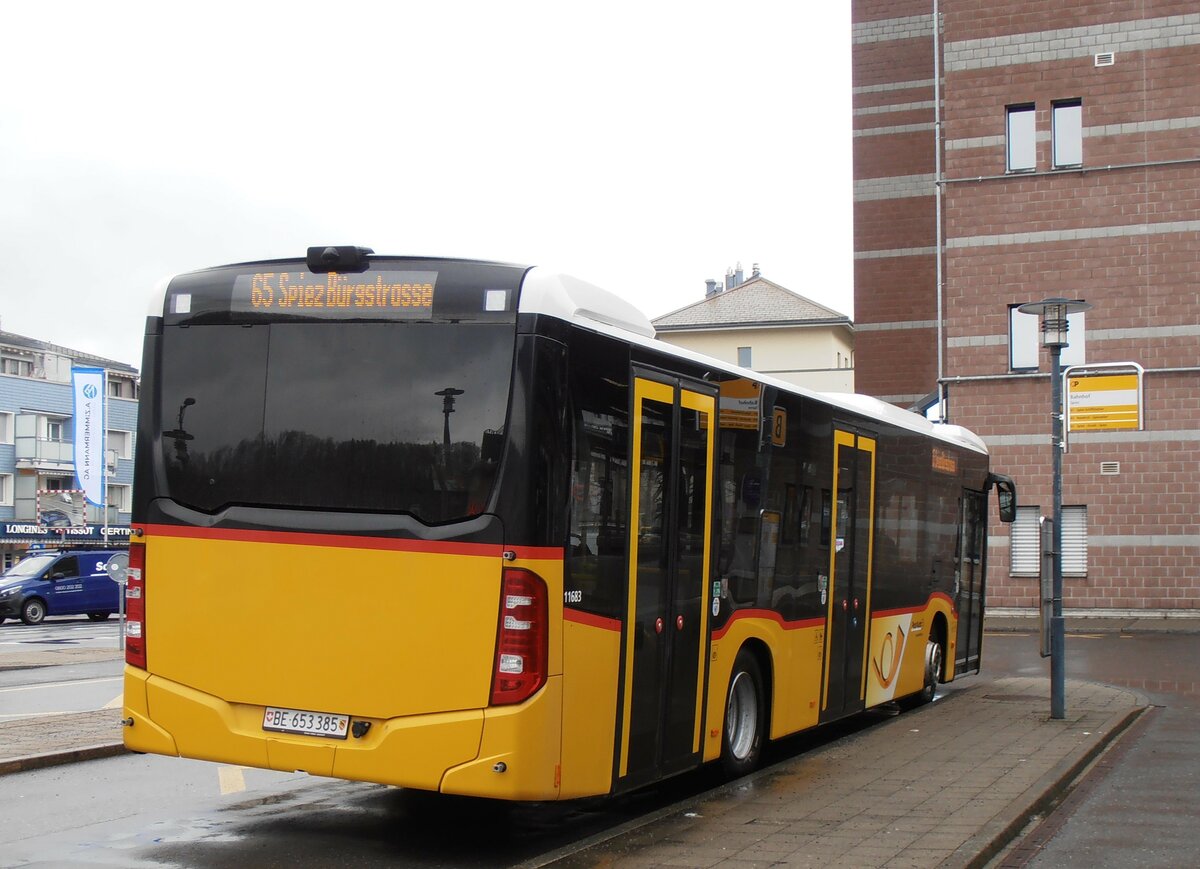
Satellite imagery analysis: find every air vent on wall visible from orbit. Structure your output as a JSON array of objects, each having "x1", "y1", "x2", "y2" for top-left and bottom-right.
[
  {"x1": 1100, "y1": 461, "x2": 1120, "y2": 475},
  {"x1": 1095, "y1": 52, "x2": 1115, "y2": 67}
]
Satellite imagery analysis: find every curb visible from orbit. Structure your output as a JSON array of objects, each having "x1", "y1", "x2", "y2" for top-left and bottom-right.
[
  {"x1": 0, "y1": 742, "x2": 127, "y2": 777},
  {"x1": 956, "y1": 703, "x2": 1148, "y2": 868}
]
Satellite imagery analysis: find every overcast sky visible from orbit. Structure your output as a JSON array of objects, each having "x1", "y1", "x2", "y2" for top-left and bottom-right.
[{"x1": 0, "y1": 1, "x2": 853, "y2": 369}]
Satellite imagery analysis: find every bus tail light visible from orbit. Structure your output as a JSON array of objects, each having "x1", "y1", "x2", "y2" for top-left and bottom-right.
[
  {"x1": 490, "y1": 568, "x2": 548, "y2": 705},
  {"x1": 125, "y1": 540, "x2": 146, "y2": 669}
]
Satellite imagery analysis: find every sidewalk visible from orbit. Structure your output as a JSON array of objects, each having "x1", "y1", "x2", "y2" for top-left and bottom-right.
[
  {"x1": 0, "y1": 629, "x2": 1154, "y2": 868},
  {"x1": 539, "y1": 678, "x2": 1146, "y2": 868}
]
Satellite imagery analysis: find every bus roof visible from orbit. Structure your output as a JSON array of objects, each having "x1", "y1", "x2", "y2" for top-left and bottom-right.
[{"x1": 518, "y1": 266, "x2": 989, "y2": 457}]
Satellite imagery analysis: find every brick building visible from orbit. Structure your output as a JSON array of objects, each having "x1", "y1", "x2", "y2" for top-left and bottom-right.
[{"x1": 852, "y1": 1, "x2": 1199, "y2": 611}]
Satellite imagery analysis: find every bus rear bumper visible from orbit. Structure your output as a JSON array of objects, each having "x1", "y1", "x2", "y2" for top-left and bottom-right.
[{"x1": 121, "y1": 668, "x2": 565, "y2": 797}]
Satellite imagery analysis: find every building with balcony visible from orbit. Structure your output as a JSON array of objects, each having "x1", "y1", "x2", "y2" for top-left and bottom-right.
[{"x1": 0, "y1": 328, "x2": 138, "y2": 568}]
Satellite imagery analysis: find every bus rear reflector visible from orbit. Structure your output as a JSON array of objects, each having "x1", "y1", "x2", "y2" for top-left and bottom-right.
[
  {"x1": 490, "y1": 568, "x2": 547, "y2": 705},
  {"x1": 125, "y1": 541, "x2": 146, "y2": 669}
]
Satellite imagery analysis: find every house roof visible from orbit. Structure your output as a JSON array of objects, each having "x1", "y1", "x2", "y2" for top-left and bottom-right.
[
  {"x1": 0, "y1": 329, "x2": 138, "y2": 374},
  {"x1": 652, "y1": 276, "x2": 851, "y2": 332}
]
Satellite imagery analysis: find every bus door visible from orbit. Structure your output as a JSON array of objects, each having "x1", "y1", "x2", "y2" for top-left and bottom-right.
[
  {"x1": 955, "y1": 490, "x2": 987, "y2": 674},
  {"x1": 618, "y1": 375, "x2": 716, "y2": 787},
  {"x1": 820, "y1": 429, "x2": 876, "y2": 721}
]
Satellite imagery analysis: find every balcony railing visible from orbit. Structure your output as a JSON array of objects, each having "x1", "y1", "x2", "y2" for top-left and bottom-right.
[{"x1": 14, "y1": 436, "x2": 74, "y2": 467}]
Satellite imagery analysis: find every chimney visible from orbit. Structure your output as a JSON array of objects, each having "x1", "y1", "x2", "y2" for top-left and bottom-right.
[
  {"x1": 705, "y1": 279, "x2": 721, "y2": 297},
  {"x1": 725, "y1": 267, "x2": 735, "y2": 291},
  {"x1": 751, "y1": 263, "x2": 760, "y2": 278},
  {"x1": 734, "y1": 262, "x2": 744, "y2": 286}
]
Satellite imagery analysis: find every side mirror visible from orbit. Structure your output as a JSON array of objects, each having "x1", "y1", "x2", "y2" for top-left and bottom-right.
[{"x1": 987, "y1": 473, "x2": 1017, "y2": 524}]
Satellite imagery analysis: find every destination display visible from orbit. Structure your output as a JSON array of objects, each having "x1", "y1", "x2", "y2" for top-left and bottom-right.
[{"x1": 225, "y1": 270, "x2": 438, "y2": 319}]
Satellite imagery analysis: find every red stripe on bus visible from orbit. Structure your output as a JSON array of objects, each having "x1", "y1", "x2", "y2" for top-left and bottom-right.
[
  {"x1": 872, "y1": 592, "x2": 956, "y2": 620},
  {"x1": 563, "y1": 608, "x2": 622, "y2": 632},
  {"x1": 712, "y1": 608, "x2": 825, "y2": 640},
  {"x1": 139, "y1": 523, "x2": 503, "y2": 558}
]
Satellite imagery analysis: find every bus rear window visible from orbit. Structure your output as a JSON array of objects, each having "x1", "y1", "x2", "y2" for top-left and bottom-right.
[{"x1": 158, "y1": 321, "x2": 515, "y2": 523}]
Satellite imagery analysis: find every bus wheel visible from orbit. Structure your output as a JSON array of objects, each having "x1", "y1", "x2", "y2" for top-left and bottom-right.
[
  {"x1": 21, "y1": 598, "x2": 47, "y2": 626},
  {"x1": 721, "y1": 649, "x2": 766, "y2": 778},
  {"x1": 88, "y1": 612, "x2": 112, "y2": 621},
  {"x1": 916, "y1": 635, "x2": 943, "y2": 705}
]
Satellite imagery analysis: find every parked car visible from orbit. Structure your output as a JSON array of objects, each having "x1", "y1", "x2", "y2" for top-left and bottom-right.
[{"x1": 0, "y1": 550, "x2": 126, "y2": 625}]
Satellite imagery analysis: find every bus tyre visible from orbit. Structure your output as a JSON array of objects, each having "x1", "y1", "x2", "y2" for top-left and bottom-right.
[
  {"x1": 721, "y1": 649, "x2": 766, "y2": 778},
  {"x1": 88, "y1": 612, "x2": 112, "y2": 621},
  {"x1": 21, "y1": 598, "x2": 47, "y2": 626},
  {"x1": 915, "y1": 635, "x2": 943, "y2": 706}
]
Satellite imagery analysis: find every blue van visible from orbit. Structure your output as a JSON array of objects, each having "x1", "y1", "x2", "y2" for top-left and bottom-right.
[{"x1": 0, "y1": 550, "x2": 125, "y2": 625}]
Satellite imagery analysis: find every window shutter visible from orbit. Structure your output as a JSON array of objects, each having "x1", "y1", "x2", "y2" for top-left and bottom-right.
[
  {"x1": 1062, "y1": 505, "x2": 1088, "y2": 576},
  {"x1": 1010, "y1": 506, "x2": 1041, "y2": 576}
]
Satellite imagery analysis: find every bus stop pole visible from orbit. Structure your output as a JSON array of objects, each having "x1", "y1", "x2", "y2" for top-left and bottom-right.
[{"x1": 1049, "y1": 342, "x2": 1066, "y2": 720}]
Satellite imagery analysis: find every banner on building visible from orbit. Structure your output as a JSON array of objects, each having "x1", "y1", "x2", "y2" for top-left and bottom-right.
[{"x1": 72, "y1": 367, "x2": 106, "y2": 506}]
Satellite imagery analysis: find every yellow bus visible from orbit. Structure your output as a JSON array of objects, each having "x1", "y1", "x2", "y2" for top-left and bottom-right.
[{"x1": 123, "y1": 247, "x2": 1016, "y2": 799}]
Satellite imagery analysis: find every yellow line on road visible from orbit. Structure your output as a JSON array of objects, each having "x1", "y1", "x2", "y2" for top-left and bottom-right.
[{"x1": 219, "y1": 766, "x2": 247, "y2": 795}]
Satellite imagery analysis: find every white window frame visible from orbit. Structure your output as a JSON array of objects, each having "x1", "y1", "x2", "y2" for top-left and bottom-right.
[
  {"x1": 0, "y1": 411, "x2": 13, "y2": 445},
  {"x1": 1007, "y1": 104, "x2": 1037, "y2": 172},
  {"x1": 1052, "y1": 99, "x2": 1083, "y2": 169},
  {"x1": 737, "y1": 346, "x2": 752, "y2": 368},
  {"x1": 107, "y1": 483, "x2": 132, "y2": 513},
  {"x1": 107, "y1": 429, "x2": 133, "y2": 460},
  {"x1": 0, "y1": 473, "x2": 12, "y2": 507},
  {"x1": 1010, "y1": 505, "x2": 1041, "y2": 576}
]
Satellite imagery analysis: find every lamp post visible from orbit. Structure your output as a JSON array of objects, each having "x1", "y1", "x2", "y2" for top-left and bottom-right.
[
  {"x1": 1016, "y1": 297, "x2": 1093, "y2": 720},
  {"x1": 435, "y1": 387, "x2": 464, "y2": 448}
]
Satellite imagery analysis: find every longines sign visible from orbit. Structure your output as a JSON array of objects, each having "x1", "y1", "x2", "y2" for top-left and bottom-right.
[{"x1": 3, "y1": 524, "x2": 134, "y2": 539}]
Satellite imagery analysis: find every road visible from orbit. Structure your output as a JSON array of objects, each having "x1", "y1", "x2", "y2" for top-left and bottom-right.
[
  {"x1": 0, "y1": 617, "x2": 124, "y2": 720},
  {"x1": 0, "y1": 620, "x2": 1196, "y2": 867}
]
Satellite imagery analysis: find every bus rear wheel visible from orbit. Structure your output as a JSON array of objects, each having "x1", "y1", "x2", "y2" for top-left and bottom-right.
[{"x1": 721, "y1": 649, "x2": 766, "y2": 778}]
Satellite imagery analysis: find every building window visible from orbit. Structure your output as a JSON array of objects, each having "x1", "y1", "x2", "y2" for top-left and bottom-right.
[
  {"x1": 1, "y1": 355, "x2": 33, "y2": 377},
  {"x1": 1006, "y1": 104, "x2": 1036, "y2": 172},
  {"x1": 46, "y1": 418, "x2": 67, "y2": 443},
  {"x1": 107, "y1": 430, "x2": 133, "y2": 460},
  {"x1": 0, "y1": 473, "x2": 12, "y2": 507},
  {"x1": 0, "y1": 411, "x2": 12, "y2": 445},
  {"x1": 1010, "y1": 505, "x2": 1041, "y2": 576},
  {"x1": 1062, "y1": 504, "x2": 1088, "y2": 577},
  {"x1": 1052, "y1": 99, "x2": 1083, "y2": 168},
  {"x1": 737, "y1": 346, "x2": 752, "y2": 368},
  {"x1": 107, "y1": 484, "x2": 132, "y2": 514},
  {"x1": 1009, "y1": 305, "x2": 1087, "y2": 370}
]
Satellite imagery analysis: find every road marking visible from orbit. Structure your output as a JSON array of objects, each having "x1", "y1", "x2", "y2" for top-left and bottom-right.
[
  {"x1": 219, "y1": 766, "x2": 247, "y2": 795},
  {"x1": 0, "y1": 676, "x2": 123, "y2": 693}
]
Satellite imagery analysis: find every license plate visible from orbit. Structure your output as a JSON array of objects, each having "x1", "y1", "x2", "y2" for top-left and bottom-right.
[{"x1": 262, "y1": 706, "x2": 350, "y2": 740}]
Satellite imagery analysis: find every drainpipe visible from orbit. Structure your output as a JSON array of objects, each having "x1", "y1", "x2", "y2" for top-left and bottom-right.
[{"x1": 933, "y1": 0, "x2": 946, "y2": 421}]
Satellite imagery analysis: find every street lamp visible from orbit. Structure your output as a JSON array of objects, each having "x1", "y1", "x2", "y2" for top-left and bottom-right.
[
  {"x1": 435, "y1": 387, "x2": 464, "y2": 448},
  {"x1": 1016, "y1": 297, "x2": 1093, "y2": 720}
]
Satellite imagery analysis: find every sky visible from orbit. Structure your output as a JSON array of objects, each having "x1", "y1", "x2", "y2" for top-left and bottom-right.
[{"x1": 0, "y1": 1, "x2": 853, "y2": 369}]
